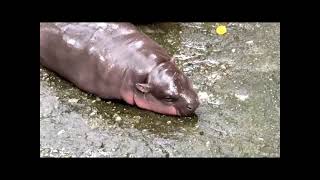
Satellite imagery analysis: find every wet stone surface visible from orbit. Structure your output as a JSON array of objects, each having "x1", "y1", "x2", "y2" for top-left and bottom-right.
[{"x1": 40, "y1": 22, "x2": 280, "y2": 157}]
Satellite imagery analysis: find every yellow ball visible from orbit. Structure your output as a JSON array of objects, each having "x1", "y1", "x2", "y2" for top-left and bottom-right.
[{"x1": 216, "y1": 25, "x2": 227, "y2": 35}]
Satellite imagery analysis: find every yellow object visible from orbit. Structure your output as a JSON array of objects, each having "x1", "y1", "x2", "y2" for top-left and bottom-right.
[{"x1": 216, "y1": 25, "x2": 227, "y2": 35}]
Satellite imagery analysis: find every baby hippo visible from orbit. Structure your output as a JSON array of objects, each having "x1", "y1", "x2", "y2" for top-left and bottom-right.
[{"x1": 40, "y1": 23, "x2": 199, "y2": 116}]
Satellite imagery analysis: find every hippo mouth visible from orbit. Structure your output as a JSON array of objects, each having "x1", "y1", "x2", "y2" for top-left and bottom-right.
[
  {"x1": 133, "y1": 93, "x2": 179, "y2": 116},
  {"x1": 175, "y1": 108, "x2": 195, "y2": 117}
]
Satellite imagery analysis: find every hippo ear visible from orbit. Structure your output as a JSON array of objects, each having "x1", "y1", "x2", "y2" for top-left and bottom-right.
[{"x1": 136, "y1": 83, "x2": 152, "y2": 93}]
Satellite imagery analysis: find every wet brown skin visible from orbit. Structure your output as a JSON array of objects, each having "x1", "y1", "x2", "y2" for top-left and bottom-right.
[{"x1": 40, "y1": 23, "x2": 199, "y2": 116}]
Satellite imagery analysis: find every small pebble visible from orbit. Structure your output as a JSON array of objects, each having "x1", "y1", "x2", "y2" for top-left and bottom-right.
[
  {"x1": 96, "y1": 97, "x2": 101, "y2": 101},
  {"x1": 246, "y1": 40, "x2": 254, "y2": 44},
  {"x1": 106, "y1": 101, "x2": 111, "y2": 104},
  {"x1": 220, "y1": 64, "x2": 226, "y2": 70},
  {"x1": 232, "y1": 48, "x2": 236, "y2": 53},
  {"x1": 206, "y1": 141, "x2": 210, "y2": 147},
  {"x1": 115, "y1": 116, "x2": 122, "y2": 121},
  {"x1": 167, "y1": 121, "x2": 172, "y2": 124},
  {"x1": 68, "y1": 98, "x2": 79, "y2": 103},
  {"x1": 235, "y1": 94, "x2": 249, "y2": 101},
  {"x1": 57, "y1": 130, "x2": 65, "y2": 135},
  {"x1": 199, "y1": 131, "x2": 204, "y2": 135}
]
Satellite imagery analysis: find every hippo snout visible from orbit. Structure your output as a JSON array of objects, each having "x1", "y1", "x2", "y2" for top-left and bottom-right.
[
  {"x1": 178, "y1": 93, "x2": 199, "y2": 116},
  {"x1": 186, "y1": 98, "x2": 200, "y2": 112}
]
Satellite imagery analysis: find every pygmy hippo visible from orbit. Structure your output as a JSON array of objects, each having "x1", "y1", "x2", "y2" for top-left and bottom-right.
[{"x1": 40, "y1": 23, "x2": 199, "y2": 116}]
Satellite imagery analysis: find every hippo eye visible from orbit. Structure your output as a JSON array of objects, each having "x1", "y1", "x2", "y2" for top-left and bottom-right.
[{"x1": 164, "y1": 96, "x2": 176, "y2": 102}]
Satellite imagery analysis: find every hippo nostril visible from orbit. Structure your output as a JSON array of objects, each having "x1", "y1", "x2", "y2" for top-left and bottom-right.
[{"x1": 187, "y1": 104, "x2": 193, "y2": 110}]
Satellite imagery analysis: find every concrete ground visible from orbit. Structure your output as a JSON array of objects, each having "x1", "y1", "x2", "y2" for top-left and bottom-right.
[{"x1": 40, "y1": 22, "x2": 280, "y2": 157}]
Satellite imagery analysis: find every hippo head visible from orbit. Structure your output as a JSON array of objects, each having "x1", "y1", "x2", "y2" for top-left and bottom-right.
[{"x1": 133, "y1": 61, "x2": 199, "y2": 116}]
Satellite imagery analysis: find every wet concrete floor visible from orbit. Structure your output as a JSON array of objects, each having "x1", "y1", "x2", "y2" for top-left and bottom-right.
[{"x1": 40, "y1": 22, "x2": 280, "y2": 157}]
